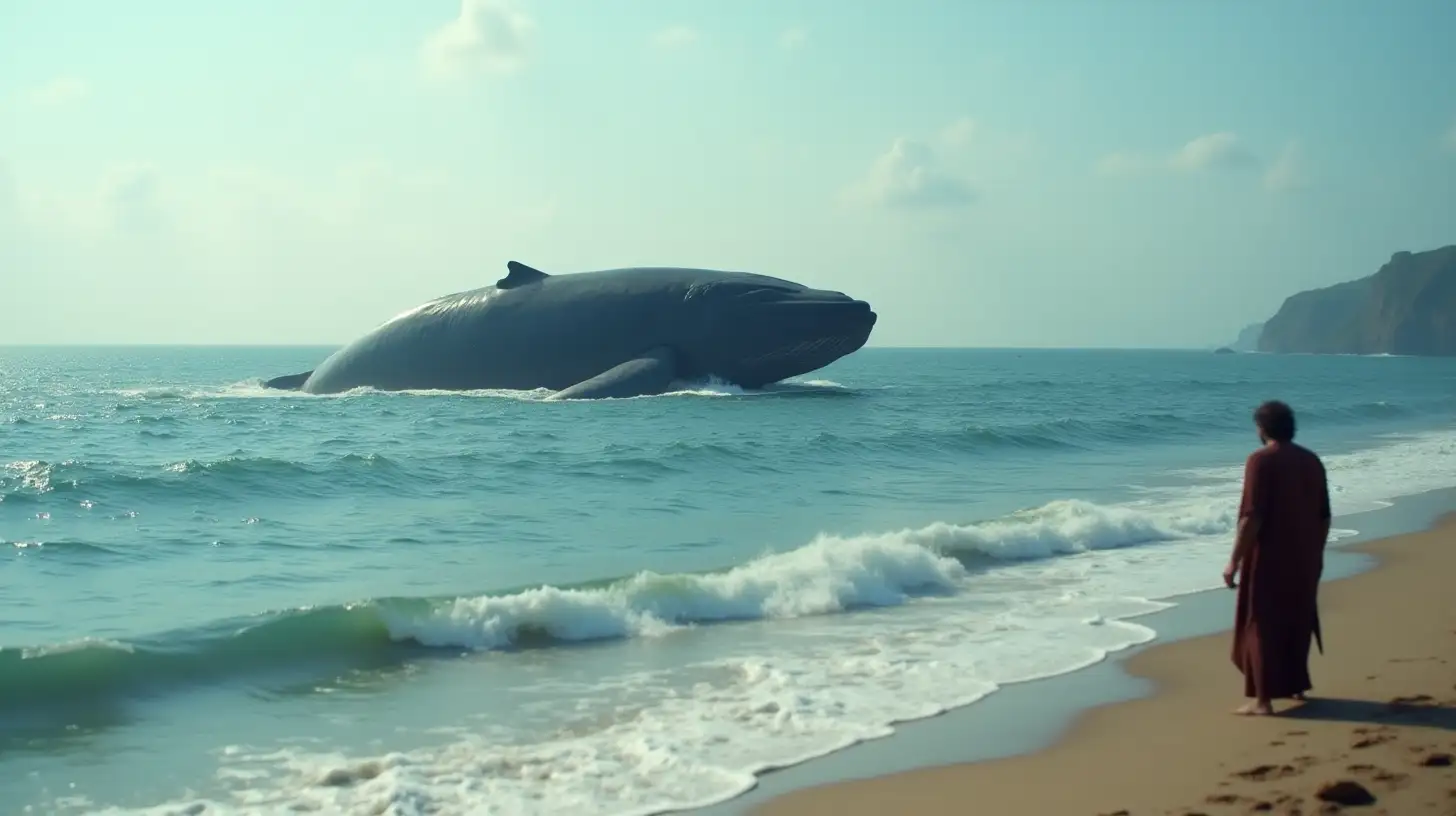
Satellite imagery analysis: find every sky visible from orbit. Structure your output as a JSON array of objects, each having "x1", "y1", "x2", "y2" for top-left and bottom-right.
[{"x1": 2, "y1": 0, "x2": 1455, "y2": 348}]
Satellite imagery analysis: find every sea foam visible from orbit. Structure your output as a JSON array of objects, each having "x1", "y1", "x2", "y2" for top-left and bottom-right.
[
  {"x1": 81, "y1": 495, "x2": 1243, "y2": 816},
  {"x1": 56, "y1": 429, "x2": 1456, "y2": 816}
]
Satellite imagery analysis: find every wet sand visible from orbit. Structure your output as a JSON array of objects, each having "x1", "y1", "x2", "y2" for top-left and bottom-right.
[{"x1": 755, "y1": 512, "x2": 1456, "y2": 815}]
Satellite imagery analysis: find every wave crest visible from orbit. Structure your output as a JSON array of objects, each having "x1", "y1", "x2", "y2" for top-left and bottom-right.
[{"x1": 0, "y1": 496, "x2": 1229, "y2": 710}]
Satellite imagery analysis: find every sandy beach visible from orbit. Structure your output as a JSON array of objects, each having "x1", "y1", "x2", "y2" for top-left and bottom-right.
[{"x1": 756, "y1": 511, "x2": 1456, "y2": 816}]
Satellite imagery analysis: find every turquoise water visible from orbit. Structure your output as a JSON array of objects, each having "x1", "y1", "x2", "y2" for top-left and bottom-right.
[{"x1": 3, "y1": 346, "x2": 1455, "y2": 814}]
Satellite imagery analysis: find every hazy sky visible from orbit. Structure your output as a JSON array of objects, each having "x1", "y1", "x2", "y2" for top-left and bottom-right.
[{"x1": 3, "y1": 1, "x2": 1455, "y2": 348}]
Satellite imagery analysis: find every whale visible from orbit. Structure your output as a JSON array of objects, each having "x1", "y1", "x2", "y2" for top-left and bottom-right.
[{"x1": 261, "y1": 261, "x2": 878, "y2": 399}]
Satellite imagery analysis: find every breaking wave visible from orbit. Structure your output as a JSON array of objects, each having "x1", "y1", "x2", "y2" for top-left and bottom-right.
[{"x1": 1, "y1": 496, "x2": 1232, "y2": 710}]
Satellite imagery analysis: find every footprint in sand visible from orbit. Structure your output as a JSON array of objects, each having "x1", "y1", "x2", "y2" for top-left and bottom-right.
[
  {"x1": 1351, "y1": 735, "x2": 1394, "y2": 748},
  {"x1": 1233, "y1": 763, "x2": 1303, "y2": 782},
  {"x1": 1204, "y1": 792, "x2": 1291, "y2": 812},
  {"x1": 1247, "y1": 792, "x2": 1298, "y2": 812},
  {"x1": 1389, "y1": 693, "x2": 1436, "y2": 705},
  {"x1": 1417, "y1": 751, "x2": 1454, "y2": 768},
  {"x1": 1341, "y1": 763, "x2": 1410, "y2": 790},
  {"x1": 1350, "y1": 725, "x2": 1397, "y2": 749},
  {"x1": 1377, "y1": 771, "x2": 1410, "y2": 786}
]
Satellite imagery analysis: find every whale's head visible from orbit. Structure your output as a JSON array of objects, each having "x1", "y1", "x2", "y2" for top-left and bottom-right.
[{"x1": 679, "y1": 272, "x2": 877, "y2": 388}]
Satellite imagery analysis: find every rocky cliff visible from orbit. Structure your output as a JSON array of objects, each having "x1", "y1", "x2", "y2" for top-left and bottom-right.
[
  {"x1": 1257, "y1": 244, "x2": 1456, "y2": 356},
  {"x1": 1227, "y1": 322, "x2": 1264, "y2": 352}
]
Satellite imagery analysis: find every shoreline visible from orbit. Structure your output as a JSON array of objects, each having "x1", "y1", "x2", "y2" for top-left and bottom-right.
[
  {"x1": 687, "y1": 487, "x2": 1456, "y2": 816},
  {"x1": 748, "y1": 489, "x2": 1456, "y2": 815}
]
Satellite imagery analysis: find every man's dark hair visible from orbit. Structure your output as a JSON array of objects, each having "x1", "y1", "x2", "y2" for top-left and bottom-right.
[{"x1": 1254, "y1": 400, "x2": 1296, "y2": 442}]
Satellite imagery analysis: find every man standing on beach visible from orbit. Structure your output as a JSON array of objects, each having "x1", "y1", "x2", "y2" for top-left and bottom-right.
[{"x1": 1223, "y1": 400, "x2": 1332, "y2": 716}]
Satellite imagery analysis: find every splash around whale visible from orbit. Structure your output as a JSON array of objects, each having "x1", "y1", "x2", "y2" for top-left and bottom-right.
[{"x1": 262, "y1": 261, "x2": 878, "y2": 399}]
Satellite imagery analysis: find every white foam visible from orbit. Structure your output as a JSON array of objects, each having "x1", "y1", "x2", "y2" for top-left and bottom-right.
[
  {"x1": 93, "y1": 503, "x2": 1227, "y2": 816},
  {"x1": 97, "y1": 602, "x2": 1154, "y2": 816},
  {"x1": 891, "y1": 497, "x2": 1233, "y2": 560},
  {"x1": 373, "y1": 495, "x2": 1238, "y2": 656},
  {"x1": 85, "y1": 426, "x2": 1456, "y2": 816},
  {"x1": 380, "y1": 533, "x2": 967, "y2": 650},
  {"x1": 110, "y1": 383, "x2": 556, "y2": 402},
  {"x1": 110, "y1": 374, "x2": 847, "y2": 403},
  {"x1": 1162, "y1": 427, "x2": 1456, "y2": 517},
  {"x1": 17, "y1": 637, "x2": 135, "y2": 660}
]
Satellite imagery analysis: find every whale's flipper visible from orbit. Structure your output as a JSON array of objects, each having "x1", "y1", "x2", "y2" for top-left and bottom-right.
[
  {"x1": 496, "y1": 261, "x2": 549, "y2": 290},
  {"x1": 548, "y1": 347, "x2": 677, "y2": 400},
  {"x1": 263, "y1": 370, "x2": 313, "y2": 390}
]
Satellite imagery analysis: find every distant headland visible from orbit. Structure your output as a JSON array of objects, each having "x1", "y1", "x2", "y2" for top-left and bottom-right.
[{"x1": 1222, "y1": 243, "x2": 1456, "y2": 356}]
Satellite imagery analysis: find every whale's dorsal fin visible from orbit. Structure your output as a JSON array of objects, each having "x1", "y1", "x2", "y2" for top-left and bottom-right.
[{"x1": 497, "y1": 261, "x2": 549, "y2": 290}]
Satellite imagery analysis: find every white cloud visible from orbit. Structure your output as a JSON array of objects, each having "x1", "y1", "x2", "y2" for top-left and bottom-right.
[
  {"x1": 1099, "y1": 131, "x2": 1260, "y2": 177},
  {"x1": 28, "y1": 77, "x2": 89, "y2": 107},
  {"x1": 839, "y1": 116, "x2": 1033, "y2": 213},
  {"x1": 779, "y1": 27, "x2": 807, "y2": 51},
  {"x1": 846, "y1": 134, "x2": 977, "y2": 211},
  {"x1": 651, "y1": 25, "x2": 699, "y2": 50},
  {"x1": 1167, "y1": 132, "x2": 1258, "y2": 172},
  {"x1": 1263, "y1": 141, "x2": 1308, "y2": 192},
  {"x1": 1095, "y1": 130, "x2": 1303, "y2": 192},
  {"x1": 421, "y1": 0, "x2": 533, "y2": 80}
]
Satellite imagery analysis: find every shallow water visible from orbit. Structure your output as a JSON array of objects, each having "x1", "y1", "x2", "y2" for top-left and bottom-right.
[{"x1": 3, "y1": 346, "x2": 1454, "y2": 814}]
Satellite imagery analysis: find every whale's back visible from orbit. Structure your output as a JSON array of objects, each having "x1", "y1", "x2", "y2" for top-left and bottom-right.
[{"x1": 298, "y1": 268, "x2": 702, "y2": 393}]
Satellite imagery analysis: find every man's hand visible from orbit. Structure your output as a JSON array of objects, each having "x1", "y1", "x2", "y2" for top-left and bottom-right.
[{"x1": 1222, "y1": 560, "x2": 1239, "y2": 589}]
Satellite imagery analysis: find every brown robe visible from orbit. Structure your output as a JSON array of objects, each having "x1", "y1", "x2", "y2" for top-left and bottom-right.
[{"x1": 1231, "y1": 440, "x2": 1332, "y2": 699}]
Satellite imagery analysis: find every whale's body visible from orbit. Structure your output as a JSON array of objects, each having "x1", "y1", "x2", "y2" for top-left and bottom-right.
[{"x1": 263, "y1": 261, "x2": 878, "y2": 399}]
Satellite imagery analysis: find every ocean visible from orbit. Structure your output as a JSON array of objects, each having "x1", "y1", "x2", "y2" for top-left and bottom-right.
[{"x1": 3, "y1": 346, "x2": 1455, "y2": 815}]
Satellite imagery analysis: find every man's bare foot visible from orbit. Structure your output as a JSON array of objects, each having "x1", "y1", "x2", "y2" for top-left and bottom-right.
[{"x1": 1234, "y1": 700, "x2": 1275, "y2": 716}]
